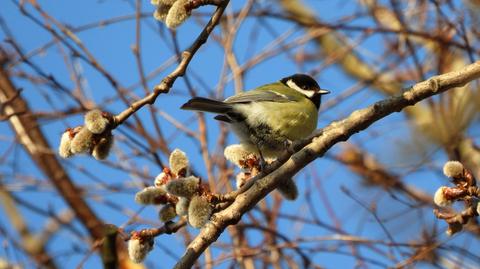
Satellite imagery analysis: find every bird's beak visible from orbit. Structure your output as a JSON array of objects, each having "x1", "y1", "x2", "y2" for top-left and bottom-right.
[{"x1": 319, "y1": 89, "x2": 330, "y2": 95}]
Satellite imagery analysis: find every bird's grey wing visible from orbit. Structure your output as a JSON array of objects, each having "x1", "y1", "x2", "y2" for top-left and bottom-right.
[{"x1": 224, "y1": 89, "x2": 296, "y2": 104}]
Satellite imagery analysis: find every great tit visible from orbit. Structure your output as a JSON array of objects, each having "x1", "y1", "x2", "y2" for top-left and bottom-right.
[{"x1": 181, "y1": 74, "x2": 330, "y2": 158}]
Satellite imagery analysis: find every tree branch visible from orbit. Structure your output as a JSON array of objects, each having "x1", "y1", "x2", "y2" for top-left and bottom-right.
[
  {"x1": 113, "y1": 0, "x2": 230, "y2": 127},
  {"x1": 0, "y1": 62, "x2": 104, "y2": 239},
  {"x1": 173, "y1": 61, "x2": 480, "y2": 268},
  {"x1": 0, "y1": 58, "x2": 129, "y2": 267},
  {"x1": 0, "y1": 184, "x2": 57, "y2": 268}
]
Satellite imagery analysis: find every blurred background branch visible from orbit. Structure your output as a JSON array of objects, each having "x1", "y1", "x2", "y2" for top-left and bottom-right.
[{"x1": 1, "y1": 0, "x2": 480, "y2": 268}]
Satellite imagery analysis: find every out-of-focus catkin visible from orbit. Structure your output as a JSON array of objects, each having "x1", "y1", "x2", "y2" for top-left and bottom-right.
[
  {"x1": 169, "y1": 149, "x2": 189, "y2": 177},
  {"x1": 165, "y1": 176, "x2": 199, "y2": 197},
  {"x1": 276, "y1": 178, "x2": 299, "y2": 200},
  {"x1": 443, "y1": 161, "x2": 464, "y2": 178},
  {"x1": 165, "y1": 0, "x2": 190, "y2": 29},
  {"x1": 176, "y1": 197, "x2": 190, "y2": 216},
  {"x1": 70, "y1": 127, "x2": 93, "y2": 154},
  {"x1": 128, "y1": 233, "x2": 154, "y2": 263},
  {"x1": 92, "y1": 132, "x2": 114, "y2": 160},
  {"x1": 433, "y1": 186, "x2": 452, "y2": 207},
  {"x1": 59, "y1": 130, "x2": 74, "y2": 158},
  {"x1": 159, "y1": 204, "x2": 177, "y2": 222},
  {"x1": 84, "y1": 109, "x2": 110, "y2": 134},
  {"x1": 135, "y1": 186, "x2": 168, "y2": 205},
  {"x1": 188, "y1": 195, "x2": 212, "y2": 228}
]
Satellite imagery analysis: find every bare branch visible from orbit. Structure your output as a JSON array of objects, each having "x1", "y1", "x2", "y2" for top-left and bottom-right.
[
  {"x1": 113, "y1": 0, "x2": 230, "y2": 127},
  {"x1": 174, "y1": 61, "x2": 480, "y2": 268}
]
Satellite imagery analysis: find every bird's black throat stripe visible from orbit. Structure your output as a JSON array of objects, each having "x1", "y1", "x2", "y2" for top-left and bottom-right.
[{"x1": 311, "y1": 94, "x2": 320, "y2": 109}]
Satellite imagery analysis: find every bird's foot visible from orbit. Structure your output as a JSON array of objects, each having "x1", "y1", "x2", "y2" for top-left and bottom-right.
[
  {"x1": 284, "y1": 140, "x2": 294, "y2": 154},
  {"x1": 242, "y1": 154, "x2": 262, "y2": 175}
]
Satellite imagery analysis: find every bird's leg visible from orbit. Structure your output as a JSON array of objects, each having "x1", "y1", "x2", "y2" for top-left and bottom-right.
[
  {"x1": 284, "y1": 139, "x2": 294, "y2": 153},
  {"x1": 242, "y1": 154, "x2": 261, "y2": 176},
  {"x1": 254, "y1": 144, "x2": 267, "y2": 172}
]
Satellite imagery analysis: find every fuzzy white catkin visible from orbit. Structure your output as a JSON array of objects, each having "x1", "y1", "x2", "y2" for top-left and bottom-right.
[
  {"x1": 433, "y1": 186, "x2": 452, "y2": 207},
  {"x1": 84, "y1": 109, "x2": 109, "y2": 134},
  {"x1": 92, "y1": 133, "x2": 114, "y2": 160},
  {"x1": 224, "y1": 144, "x2": 257, "y2": 168},
  {"x1": 165, "y1": 0, "x2": 190, "y2": 29},
  {"x1": 276, "y1": 178, "x2": 299, "y2": 200},
  {"x1": 159, "y1": 204, "x2": 177, "y2": 222},
  {"x1": 135, "y1": 186, "x2": 167, "y2": 205},
  {"x1": 165, "y1": 176, "x2": 199, "y2": 197},
  {"x1": 169, "y1": 149, "x2": 189, "y2": 176},
  {"x1": 443, "y1": 161, "x2": 464, "y2": 178},
  {"x1": 154, "y1": 171, "x2": 170, "y2": 188},
  {"x1": 188, "y1": 195, "x2": 212, "y2": 228},
  {"x1": 59, "y1": 131, "x2": 74, "y2": 158},
  {"x1": 154, "y1": 4, "x2": 171, "y2": 21},
  {"x1": 128, "y1": 237, "x2": 153, "y2": 263},
  {"x1": 176, "y1": 197, "x2": 190, "y2": 216},
  {"x1": 70, "y1": 127, "x2": 93, "y2": 154}
]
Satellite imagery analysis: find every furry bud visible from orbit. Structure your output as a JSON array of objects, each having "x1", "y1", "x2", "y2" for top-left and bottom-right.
[
  {"x1": 224, "y1": 144, "x2": 258, "y2": 168},
  {"x1": 276, "y1": 178, "x2": 299, "y2": 200},
  {"x1": 84, "y1": 109, "x2": 110, "y2": 134},
  {"x1": 128, "y1": 233, "x2": 154, "y2": 263},
  {"x1": 176, "y1": 197, "x2": 190, "y2": 216},
  {"x1": 154, "y1": 171, "x2": 171, "y2": 188},
  {"x1": 165, "y1": 176, "x2": 199, "y2": 197},
  {"x1": 165, "y1": 0, "x2": 190, "y2": 29},
  {"x1": 443, "y1": 161, "x2": 464, "y2": 178},
  {"x1": 70, "y1": 127, "x2": 93, "y2": 154},
  {"x1": 59, "y1": 130, "x2": 74, "y2": 158},
  {"x1": 188, "y1": 195, "x2": 212, "y2": 228},
  {"x1": 169, "y1": 149, "x2": 189, "y2": 177},
  {"x1": 135, "y1": 186, "x2": 168, "y2": 205},
  {"x1": 92, "y1": 132, "x2": 114, "y2": 160},
  {"x1": 153, "y1": 4, "x2": 171, "y2": 21},
  {"x1": 433, "y1": 186, "x2": 452, "y2": 207},
  {"x1": 159, "y1": 204, "x2": 177, "y2": 222}
]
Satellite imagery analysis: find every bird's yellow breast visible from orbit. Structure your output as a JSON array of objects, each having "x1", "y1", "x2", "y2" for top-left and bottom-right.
[
  {"x1": 235, "y1": 98, "x2": 318, "y2": 141},
  {"x1": 264, "y1": 100, "x2": 318, "y2": 140}
]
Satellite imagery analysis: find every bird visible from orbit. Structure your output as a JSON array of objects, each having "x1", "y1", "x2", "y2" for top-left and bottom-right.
[{"x1": 180, "y1": 74, "x2": 330, "y2": 158}]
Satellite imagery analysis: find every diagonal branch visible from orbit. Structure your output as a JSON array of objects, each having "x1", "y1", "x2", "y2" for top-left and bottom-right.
[
  {"x1": 3, "y1": 0, "x2": 230, "y2": 266},
  {"x1": 113, "y1": 0, "x2": 230, "y2": 127},
  {"x1": 0, "y1": 58, "x2": 131, "y2": 267},
  {"x1": 0, "y1": 62, "x2": 104, "y2": 240},
  {"x1": 173, "y1": 61, "x2": 480, "y2": 268},
  {"x1": 0, "y1": 184, "x2": 58, "y2": 269}
]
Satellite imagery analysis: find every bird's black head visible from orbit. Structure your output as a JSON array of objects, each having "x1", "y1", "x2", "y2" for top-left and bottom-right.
[{"x1": 280, "y1": 74, "x2": 330, "y2": 109}]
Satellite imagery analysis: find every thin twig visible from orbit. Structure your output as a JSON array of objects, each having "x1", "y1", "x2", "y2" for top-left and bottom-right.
[
  {"x1": 113, "y1": 0, "x2": 231, "y2": 127},
  {"x1": 173, "y1": 61, "x2": 480, "y2": 268}
]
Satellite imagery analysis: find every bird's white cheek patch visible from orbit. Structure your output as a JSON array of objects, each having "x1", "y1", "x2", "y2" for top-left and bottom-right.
[{"x1": 286, "y1": 80, "x2": 315, "y2": 98}]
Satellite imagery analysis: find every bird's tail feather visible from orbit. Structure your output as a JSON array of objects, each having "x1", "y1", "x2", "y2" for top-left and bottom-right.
[{"x1": 181, "y1": 97, "x2": 232, "y2": 114}]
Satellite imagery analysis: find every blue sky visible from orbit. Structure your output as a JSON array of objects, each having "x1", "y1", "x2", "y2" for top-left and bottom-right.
[{"x1": 1, "y1": 0, "x2": 478, "y2": 268}]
